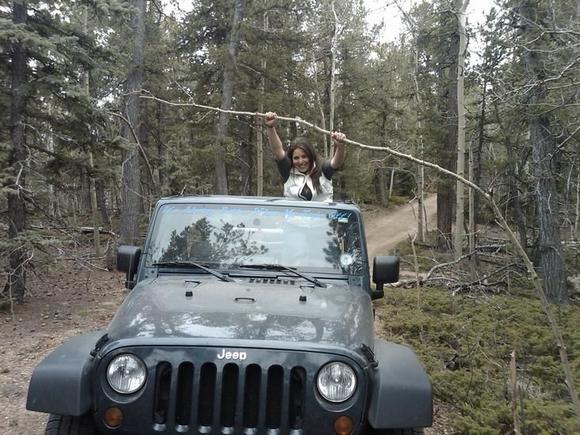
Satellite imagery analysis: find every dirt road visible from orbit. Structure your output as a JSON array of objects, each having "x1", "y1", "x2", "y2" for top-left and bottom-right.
[
  {"x1": 0, "y1": 264, "x2": 127, "y2": 435},
  {"x1": 364, "y1": 195, "x2": 437, "y2": 259},
  {"x1": 0, "y1": 196, "x2": 437, "y2": 435}
]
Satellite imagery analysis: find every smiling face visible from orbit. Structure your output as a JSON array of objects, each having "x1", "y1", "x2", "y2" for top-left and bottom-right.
[{"x1": 291, "y1": 146, "x2": 311, "y2": 173}]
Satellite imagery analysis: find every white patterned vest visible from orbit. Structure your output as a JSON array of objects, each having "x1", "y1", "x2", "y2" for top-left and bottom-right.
[{"x1": 283, "y1": 167, "x2": 334, "y2": 202}]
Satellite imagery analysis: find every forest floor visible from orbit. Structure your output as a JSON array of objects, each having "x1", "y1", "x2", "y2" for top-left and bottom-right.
[{"x1": 0, "y1": 197, "x2": 441, "y2": 435}]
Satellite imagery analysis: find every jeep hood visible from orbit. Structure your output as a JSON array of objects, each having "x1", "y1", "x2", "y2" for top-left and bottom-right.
[{"x1": 107, "y1": 276, "x2": 374, "y2": 350}]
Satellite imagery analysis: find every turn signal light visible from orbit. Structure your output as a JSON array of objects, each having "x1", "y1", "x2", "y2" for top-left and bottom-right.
[
  {"x1": 104, "y1": 406, "x2": 123, "y2": 428},
  {"x1": 334, "y1": 415, "x2": 353, "y2": 435}
]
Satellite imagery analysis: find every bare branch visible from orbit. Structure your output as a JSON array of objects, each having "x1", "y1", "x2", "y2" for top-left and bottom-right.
[
  {"x1": 141, "y1": 93, "x2": 490, "y2": 197},
  {"x1": 556, "y1": 124, "x2": 580, "y2": 152},
  {"x1": 423, "y1": 251, "x2": 476, "y2": 283}
]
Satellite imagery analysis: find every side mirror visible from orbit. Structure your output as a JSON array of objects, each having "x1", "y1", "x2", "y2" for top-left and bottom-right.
[
  {"x1": 372, "y1": 256, "x2": 400, "y2": 294},
  {"x1": 117, "y1": 245, "x2": 142, "y2": 289}
]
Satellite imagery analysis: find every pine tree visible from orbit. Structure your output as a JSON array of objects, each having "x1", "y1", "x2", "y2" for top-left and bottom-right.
[
  {"x1": 516, "y1": 0, "x2": 570, "y2": 303},
  {"x1": 6, "y1": 0, "x2": 28, "y2": 304},
  {"x1": 119, "y1": 0, "x2": 146, "y2": 245}
]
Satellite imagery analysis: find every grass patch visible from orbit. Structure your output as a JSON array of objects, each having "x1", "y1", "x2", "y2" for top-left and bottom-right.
[{"x1": 377, "y1": 286, "x2": 580, "y2": 434}]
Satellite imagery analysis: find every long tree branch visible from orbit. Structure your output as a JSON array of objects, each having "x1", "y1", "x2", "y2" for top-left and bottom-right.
[{"x1": 141, "y1": 94, "x2": 488, "y2": 193}]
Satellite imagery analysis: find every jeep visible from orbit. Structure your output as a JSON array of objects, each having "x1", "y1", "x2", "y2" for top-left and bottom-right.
[{"x1": 27, "y1": 196, "x2": 432, "y2": 434}]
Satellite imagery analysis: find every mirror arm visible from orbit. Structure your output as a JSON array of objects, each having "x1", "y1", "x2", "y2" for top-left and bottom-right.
[
  {"x1": 126, "y1": 252, "x2": 138, "y2": 289},
  {"x1": 370, "y1": 282, "x2": 385, "y2": 300}
]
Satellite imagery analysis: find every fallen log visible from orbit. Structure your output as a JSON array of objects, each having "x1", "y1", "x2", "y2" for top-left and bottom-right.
[{"x1": 79, "y1": 227, "x2": 117, "y2": 236}]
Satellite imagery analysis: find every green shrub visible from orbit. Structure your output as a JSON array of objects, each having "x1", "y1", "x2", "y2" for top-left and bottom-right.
[{"x1": 377, "y1": 286, "x2": 580, "y2": 433}]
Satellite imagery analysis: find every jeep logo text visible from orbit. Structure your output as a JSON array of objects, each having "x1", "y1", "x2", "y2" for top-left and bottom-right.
[{"x1": 217, "y1": 349, "x2": 247, "y2": 360}]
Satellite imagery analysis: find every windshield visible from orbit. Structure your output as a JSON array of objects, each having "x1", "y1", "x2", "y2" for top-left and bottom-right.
[{"x1": 145, "y1": 203, "x2": 364, "y2": 275}]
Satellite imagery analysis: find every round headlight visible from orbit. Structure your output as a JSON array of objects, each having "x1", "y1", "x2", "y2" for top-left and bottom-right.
[
  {"x1": 316, "y1": 362, "x2": 357, "y2": 403},
  {"x1": 107, "y1": 354, "x2": 147, "y2": 394}
]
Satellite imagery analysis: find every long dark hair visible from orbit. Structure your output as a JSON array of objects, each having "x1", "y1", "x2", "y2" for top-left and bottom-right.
[{"x1": 287, "y1": 137, "x2": 323, "y2": 193}]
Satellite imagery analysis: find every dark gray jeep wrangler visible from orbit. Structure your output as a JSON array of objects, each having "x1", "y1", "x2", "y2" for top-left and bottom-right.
[{"x1": 27, "y1": 196, "x2": 432, "y2": 435}]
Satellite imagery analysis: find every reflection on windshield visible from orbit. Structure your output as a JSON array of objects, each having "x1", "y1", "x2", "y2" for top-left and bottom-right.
[
  {"x1": 159, "y1": 218, "x2": 266, "y2": 264},
  {"x1": 146, "y1": 204, "x2": 363, "y2": 274}
]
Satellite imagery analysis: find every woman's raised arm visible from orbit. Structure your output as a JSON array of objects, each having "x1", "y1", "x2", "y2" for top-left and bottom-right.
[
  {"x1": 330, "y1": 131, "x2": 346, "y2": 169},
  {"x1": 265, "y1": 112, "x2": 286, "y2": 161}
]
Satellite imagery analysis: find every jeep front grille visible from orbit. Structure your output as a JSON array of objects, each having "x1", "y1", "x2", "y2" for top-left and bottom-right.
[
  {"x1": 152, "y1": 361, "x2": 307, "y2": 433},
  {"x1": 97, "y1": 347, "x2": 365, "y2": 435}
]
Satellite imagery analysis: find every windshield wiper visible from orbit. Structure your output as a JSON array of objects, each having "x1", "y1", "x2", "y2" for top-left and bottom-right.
[
  {"x1": 239, "y1": 264, "x2": 326, "y2": 288},
  {"x1": 152, "y1": 261, "x2": 233, "y2": 282}
]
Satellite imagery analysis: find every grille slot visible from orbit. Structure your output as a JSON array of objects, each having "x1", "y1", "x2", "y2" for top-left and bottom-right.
[
  {"x1": 289, "y1": 367, "x2": 306, "y2": 429},
  {"x1": 175, "y1": 362, "x2": 193, "y2": 426},
  {"x1": 220, "y1": 364, "x2": 239, "y2": 429},
  {"x1": 198, "y1": 363, "x2": 216, "y2": 427},
  {"x1": 153, "y1": 362, "x2": 171, "y2": 426},
  {"x1": 243, "y1": 364, "x2": 261, "y2": 428},
  {"x1": 150, "y1": 360, "x2": 313, "y2": 433},
  {"x1": 266, "y1": 365, "x2": 284, "y2": 429}
]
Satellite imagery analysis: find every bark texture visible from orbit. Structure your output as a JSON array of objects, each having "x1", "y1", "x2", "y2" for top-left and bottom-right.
[
  {"x1": 7, "y1": 0, "x2": 28, "y2": 304},
  {"x1": 453, "y1": 0, "x2": 469, "y2": 259},
  {"x1": 522, "y1": 0, "x2": 568, "y2": 303},
  {"x1": 119, "y1": 0, "x2": 146, "y2": 245},
  {"x1": 437, "y1": 17, "x2": 459, "y2": 249},
  {"x1": 474, "y1": 78, "x2": 486, "y2": 225},
  {"x1": 215, "y1": 0, "x2": 246, "y2": 195}
]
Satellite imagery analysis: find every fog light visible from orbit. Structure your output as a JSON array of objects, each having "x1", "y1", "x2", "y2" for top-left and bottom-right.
[
  {"x1": 104, "y1": 406, "x2": 123, "y2": 428},
  {"x1": 334, "y1": 415, "x2": 353, "y2": 435}
]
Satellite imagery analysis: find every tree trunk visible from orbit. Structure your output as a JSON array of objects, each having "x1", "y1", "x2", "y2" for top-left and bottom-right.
[
  {"x1": 374, "y1": 114, "x2": 388, "y2": 206},
  {"x1": 389, "y1": 100, "x2": 399, "y2": 200},
  {"x1": 437, "y1": 24, "x2": 459, "y2": 250},
  {"x1": 88, "y1": 152, "x2": 101, "y2": 256},
  {"x1": 8, "y1": 0, "x2": 28, "y2": 304},
  {"x1": 139, "y1": 119, "x2": 151, "y2": 212},
  {"x1": 373, "y1": 156, "x2": 387, "y2": 206},
  {"x1": 256, "y1": 114, "x2": 264, "y2": 196},
  {"x1": 437, "y1": 186, "x2": 453, "y2": 249},
  {"x1": 82, "y1": 5, "x2": 100, "y2": 257},
  {"x1": 80, "y1": 167, "x2": 92, "y2": 214},
  {"x1": 155, "y1": 100, "x2": 166, "y2": 194},
  {"x1": 312, "y1": 52, "x2": 328, "y2": 156},
  {"x1": 522, "y1": 0, "x2": 568, "y2": 303},
  {"x1": 504, "y1": 136, "x2": 528, "y2": 250},
  {"x1": 468, "y1": 145, "x2": 475, "y2": 253},
  {"x1": 474, "y1": 77, "x2": 487, "y2": 225},
  {"x1": 397, "y1": 4, "x2": 426, "y2": 242},
  {"x1": 46, "y1": 104, "x2": 57, "y2": 217},
  {"x1": 215, "y1": 0, "x2": 246, "y2": 195},
  {"x1": 530, "y1": 117, "x2": 568, "y2": 303},
  {"x1": 453, "y1": 0, "x2": 469, "y2": 259},
  {"x1": 240, "y1": 127, "x2": 252, "y2": 196},
  {"x1": 119, "y1": 0, "x2": 146, "y2": 245},
  {"x1": 413, "y1": 43, "x2": 426, "y2": 242},
  {"x1": 256, "y1": 12, "x2": 267, "y2": 197},
  {"x1": 328, "y1": 0, "x2": 340, "y2": 158},
  {"x1": 96, "y1": 180, "x2": 110, "y2": 227},
  {"x1": 530, "y1": 116, "x2": 568, "y2": 302}
]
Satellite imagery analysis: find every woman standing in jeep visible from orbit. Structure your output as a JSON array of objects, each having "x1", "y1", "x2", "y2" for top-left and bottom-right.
[{"x1": 264, "y1": 111, "x2": 346, "y2": 202}]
